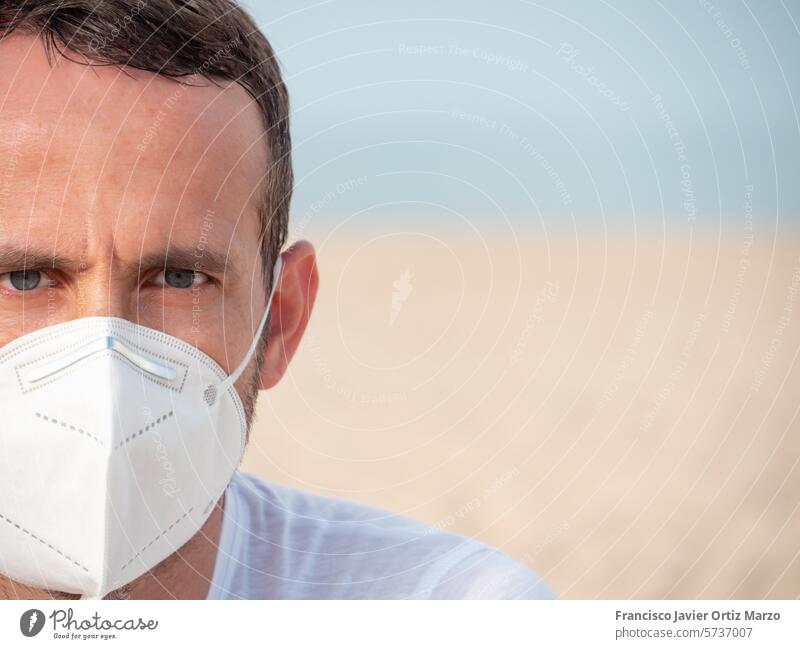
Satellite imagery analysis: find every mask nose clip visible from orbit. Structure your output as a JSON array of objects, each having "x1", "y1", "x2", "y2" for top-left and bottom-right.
[{"x1": 25, "y1": 335, "x2": 178, "y2": 384}]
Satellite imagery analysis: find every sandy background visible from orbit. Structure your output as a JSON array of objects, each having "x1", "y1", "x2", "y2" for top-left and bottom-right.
[{"x1": 242, "y1": 225, "x2": 799, "y2": 599}]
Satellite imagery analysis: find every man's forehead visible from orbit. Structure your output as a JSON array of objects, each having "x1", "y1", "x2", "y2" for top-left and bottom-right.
[
  {"x1": 0, "y1": 34, "x2": 262, "y2": 140},
  {"x1": 0, "y1": 35, "x2": 267, "y2": 197},
  {"x1": 0, "y1": 34, "x2": 267, "y2": 245}
]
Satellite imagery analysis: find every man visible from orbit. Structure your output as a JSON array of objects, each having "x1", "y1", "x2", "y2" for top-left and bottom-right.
[{"x1": 0, "y1": 1, "x2": 554, "y2": 600}]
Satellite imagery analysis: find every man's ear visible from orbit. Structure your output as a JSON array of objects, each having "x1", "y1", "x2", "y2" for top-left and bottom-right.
[{"x1": 259, "y1": 239, "x2": 319, "y2": 390}]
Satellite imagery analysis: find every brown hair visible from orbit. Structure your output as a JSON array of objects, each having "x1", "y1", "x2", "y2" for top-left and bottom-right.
[{"x1": 0, "y1": 0, "x2": 292, "y2": 289}]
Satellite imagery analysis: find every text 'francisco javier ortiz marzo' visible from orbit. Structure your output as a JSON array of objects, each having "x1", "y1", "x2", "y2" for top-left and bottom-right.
[{"x1": 616, "y1": 609, "x2": 781, "y2": 623}]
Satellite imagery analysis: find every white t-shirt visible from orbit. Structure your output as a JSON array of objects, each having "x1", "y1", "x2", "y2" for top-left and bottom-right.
[{"x1": 206, "y1": 470, "x2": 555, "y2": 600}]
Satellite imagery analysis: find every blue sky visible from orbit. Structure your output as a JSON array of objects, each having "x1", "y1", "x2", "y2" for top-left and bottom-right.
[{"x1": 243, "y1": 0, "x2": 800, "y2": 233}]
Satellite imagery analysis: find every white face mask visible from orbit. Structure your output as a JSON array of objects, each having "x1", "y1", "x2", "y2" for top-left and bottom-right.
[{"x1": 0, "y1": 257, "x2": 282, "y2": 599}]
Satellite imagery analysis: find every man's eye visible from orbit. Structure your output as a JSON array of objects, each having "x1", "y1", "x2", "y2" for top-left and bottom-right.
[
  {"x1": 0, "y1": 270, "x2": 55, "y2": 292},
  {"x1": 152, "y1": 268, "x2": 209, "y2": 289}
]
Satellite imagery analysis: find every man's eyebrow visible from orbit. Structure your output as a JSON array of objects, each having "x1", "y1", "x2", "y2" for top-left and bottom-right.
[
  {"x1": 0, "y1": 246, "x2": 76, "y2": 271},
  {"x1": 0, "y1": 245, "x2": 238, "y2": 276},
  {"x1": 137, "y1": 246, "x2": 236, "y2": 276}
]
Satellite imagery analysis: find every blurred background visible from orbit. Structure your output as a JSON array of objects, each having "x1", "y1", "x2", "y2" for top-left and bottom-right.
[{"x1": 238, "y1": 0, "x2": 800, "y2": 598}]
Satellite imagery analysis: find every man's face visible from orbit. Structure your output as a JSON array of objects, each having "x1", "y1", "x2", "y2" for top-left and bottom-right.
[
  {"x1": 0, "y1": 34, "x2": 270, "y2": 396},
  {"x1": 0, "y1": 35, "x2": 275, "y2": 598}
]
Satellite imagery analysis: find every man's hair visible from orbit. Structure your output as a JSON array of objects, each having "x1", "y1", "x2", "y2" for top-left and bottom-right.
[{"x1": 0, "y1": 0, "x2": 291, "y2": 289}]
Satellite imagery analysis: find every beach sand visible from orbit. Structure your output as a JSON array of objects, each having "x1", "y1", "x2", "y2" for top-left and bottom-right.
[{"x1": 242, "y1": 226, "x2": 800, "y2": 599}]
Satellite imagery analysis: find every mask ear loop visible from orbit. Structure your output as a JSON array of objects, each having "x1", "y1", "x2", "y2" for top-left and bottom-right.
[{"x1": 206, "y1": 255, "x2": 283, "y2": 405}]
